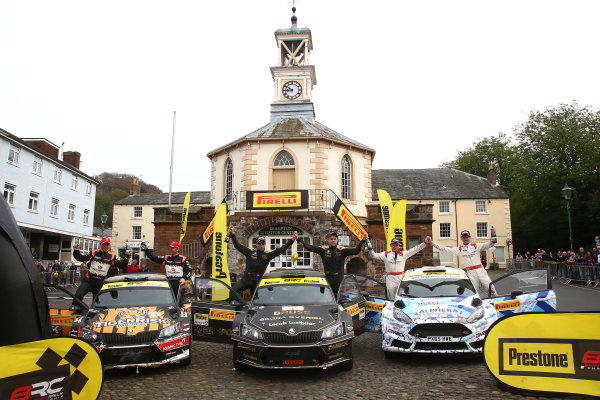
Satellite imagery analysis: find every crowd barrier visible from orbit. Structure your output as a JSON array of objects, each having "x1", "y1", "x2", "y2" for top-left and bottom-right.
[{"x1": 507, "y1": 259, "x2": 600, "y2": 287}]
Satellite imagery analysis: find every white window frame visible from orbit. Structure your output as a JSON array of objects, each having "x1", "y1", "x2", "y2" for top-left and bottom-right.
[
  {"x1": 475, "y1": 200, "x2": 487, "y2": 214},
  {"x1": 83, "y1": 209, "x2": 90, "y2": 225},
  {"x1": 71, "y1": 175, "x2": 78, "y2": 191},
  {"x1": 32, "y1": 156, "x2": 43, "y2": 176},
  {"x1": 54, "y1": 167, "x2": 62, "y2": 184},
  {"x1": 341, "y1": 155, "x2": 352, "y2": 200},
  {"x1": 439, "y1": 222, "x2": 451, "y2": 239},
  {"x1": 85, "y1": 182, "x2": 92, "y2": 196},
  {"x1": 68, "y1": 204, "x2": 76, "y2": 222},
  {"x1": 28, "y1": 191, "x2": 39, "y2": 212},
  {"x1": 50, "y1": 198, "x2": 59, "y2": 217},
  {"x1": 476, "y1": 222, "x2": 488, "y2": 238},
  {"x1": 4, "y1": 182, "x2": 16, "y2": 206},
  {"x1": 8, "y1": 144, "x2": 20, "y2": 166},
  {"x1": 493, "y1": 246, "x2": 506, "y2": 263},
  {"x1": 132, "y1": 226, "x2": 142, "y2": 240},
  {"x1": 225, "y1": 159, "x2": 233, "y2": 201},
  {"x1": 438, "y1": 201, "x2": 450, "y2": 214},
  {"x1": 133, "y1": 206, "x2": 143, "y2": 218}
]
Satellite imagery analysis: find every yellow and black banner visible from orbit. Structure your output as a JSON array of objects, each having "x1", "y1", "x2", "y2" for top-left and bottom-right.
[
  {"x1": 179, "y1": 191, "x2": 191, "y2": 243},
  {"x1": 331, "y1": 197, "x2": 367, "y2": 240},
  {"x1": 377, "y1": 189, "x2": 393, "y2": 248},
  {"x1": 246, "y1": 190, "x2": 308, "y2": 210},
  {"x1": 212, "y1": 203, "x2": 231, "y2": 295},
  {"x1": 201, "y1": 199, "x2": 227, "y2": 245},
  {"x1": 484, "y1": 312, "x2": 600, "y2": 397},
  {"x1": 0, "y1": 337, "x2": 103, "y2": 399},
  {"x1": 388, "y1": 199, "x2": 407, "y2": 251}
]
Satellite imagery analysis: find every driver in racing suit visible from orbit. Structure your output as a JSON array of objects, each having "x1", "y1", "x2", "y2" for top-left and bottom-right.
[
  {"x1": 296, "y1": 231, "x2": 367, "y2": 296},
  {"x1": 426, "y1": 228, "x2": 495, "y2": 297},
  {"x1": 143, "y1": 241, "x2": 191, "y2": 296},
  {"x1": 71, "y1": 237, "x2": 130, "y2": 310},
  {"x1": 229, "y1": 226, "x2": 297, "y2": 295},
  {"x1": 368, "y1": 236, "x2": 432, "y2": 299}
]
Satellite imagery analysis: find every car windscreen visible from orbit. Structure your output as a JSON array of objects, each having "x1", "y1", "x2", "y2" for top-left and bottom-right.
[
  {"x1": 398, "y1": 277, "x2": 477, "y2": 298},
  {"x1": 252, "y1": 284, "x2": 336, "y2": 306},
  {"x1": 94, "y1": 287, "x2": 176, "y2": 308}
]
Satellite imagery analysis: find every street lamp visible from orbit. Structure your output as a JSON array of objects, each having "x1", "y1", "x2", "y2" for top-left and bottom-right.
[
  {"x1": 100, "y1": 212, "x2": 108, "y2": 238},
  {"x1": 561, "y1": 183, "x2": 573, "y2": 252}
]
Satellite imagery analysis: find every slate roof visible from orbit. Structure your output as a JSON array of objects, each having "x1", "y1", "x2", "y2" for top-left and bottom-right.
[
  {"x1": 115, "y1": 191, "x2": 211, "y2": 206},
  {"x1": 207, "y1": 117, "x2": 374, "y2": 156},
  {"x1": 371, "y1": 168, "x2": 508, "y2": 201}
]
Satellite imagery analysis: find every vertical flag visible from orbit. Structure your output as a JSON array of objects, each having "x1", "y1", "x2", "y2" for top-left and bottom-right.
[
  {"x1": 200, "y1": 198, "x2": 227, "y2": 245},
  {"x1": 331, "y1": 197, "x2": 367, "y2": 240},
  {"x1": 212, "y1": 202, "x2": 231, "y2": 289},
  {"x1": 388, "y1": 199, "x2": 407, "y2": 251},
  {"x1": 377, "y1": 189, "x2": 393, "y2": 250},
  {"x1": 179, "y1": 191, "x2": 191, "y2": 243}
]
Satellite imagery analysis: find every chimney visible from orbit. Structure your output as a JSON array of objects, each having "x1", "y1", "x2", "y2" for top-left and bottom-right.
[
  {"x1": 62, "y1": 151, "x2": 81, "y2": 169},
  {"x1": 487, "y1": 164, "x2": 497, "y2": 185},
  {"x1": 22, "y1": 138, "x2": 59, "y2": 158},
  {"x1": 130, "y1": 178, "x2": 141, "y2": 195}
]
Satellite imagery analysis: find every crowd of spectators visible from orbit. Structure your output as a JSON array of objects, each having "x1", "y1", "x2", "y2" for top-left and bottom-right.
[{"x1": 37, "y1": 260, "x2": 79, "y2": 286}]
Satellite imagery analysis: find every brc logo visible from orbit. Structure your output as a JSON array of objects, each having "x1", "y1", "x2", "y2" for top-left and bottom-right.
[
  {"x1": 582, "y1": 350, "x2": 600, "y2": 367},
  {"x1": 11, "y1": 377, "x2": 65, "y2": 400}
]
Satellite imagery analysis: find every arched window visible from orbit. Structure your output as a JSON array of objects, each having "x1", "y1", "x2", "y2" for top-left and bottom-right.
[
  {"x1": 341, "y1": 155, "x2": 352, "y2": 199},
  {"x1": 225, "y1": 159, "x2": 233, "y2": 200},
  {"x1": 273, "y1": 150, "x2": 295, "y2": 166}
]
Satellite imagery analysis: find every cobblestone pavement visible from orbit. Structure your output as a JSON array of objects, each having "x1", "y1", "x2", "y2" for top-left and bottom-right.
[{"x1": 99, "y1": 334, "x2": 584, "y2": 400}]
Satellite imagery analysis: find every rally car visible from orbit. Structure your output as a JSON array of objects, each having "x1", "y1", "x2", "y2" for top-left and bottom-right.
[
  {"x1": 189, "y1": 269, "x2": 369, "y2": 370},
  {"x1": 48, "y1": 274, "x2": 192, "y2": 369},
  {"x1": 370, "y1": 266, "x2": 557, "y2": 356}
]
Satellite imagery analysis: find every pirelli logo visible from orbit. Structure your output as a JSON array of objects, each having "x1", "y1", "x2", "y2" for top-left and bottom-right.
[
  {"x1": 366, "y1": 301, "x2": 383, "y2": 312},
  {"x1": 338, "y1": 206, "x2": 366, "y2": 239},
  {"x1": 495, "y1": 300, "x2": 521, "y2": 312},
  {"x1": 50, "y1": 315, "x2": 76, "y2": 325},
  {"x1": 246, "y1": 190, "x2": 308, "y2": 210},
  {"x1": 203, "y1": 219, "x2": 215, "y2": 243},
  {"x1": 209, "y1": 309, "x2": 235, "y2": 321},
  {"x1": 346, "y1": 304, "x2": 359, "y2": 316}
]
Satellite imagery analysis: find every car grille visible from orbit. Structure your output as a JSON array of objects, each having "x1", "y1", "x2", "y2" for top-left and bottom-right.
[
  {"x1": 263, "y1": 331, "x2": 322, "y2": 345},
  {"x1": 409, "y1": 323, "x2": 472, "y2": 338},
  {"x1": 259, "y1": 346, "x2": 324, "y2": 366},
  {"x1": 414, "y1": 342, "x2": 468, "y2": 351},
  {"x1": 391, "y1": 339, "x2": 412, "y2": 349},
  {"x1": 101, "y1": 331, "x2": 160, "y2": 345}
]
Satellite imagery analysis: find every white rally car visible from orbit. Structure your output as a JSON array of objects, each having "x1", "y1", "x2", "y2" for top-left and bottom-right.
[{"x1": 358, "y1": 266, "x2": 557, "y2": 356}]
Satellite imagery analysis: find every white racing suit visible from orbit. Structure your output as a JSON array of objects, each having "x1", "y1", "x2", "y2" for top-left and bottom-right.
[
  {"x1": 369, "y1": 242, "x2": 427, "y2": 299},
  {"x1": 432, "y1": 241, "x2": 494, "y2": 297}
]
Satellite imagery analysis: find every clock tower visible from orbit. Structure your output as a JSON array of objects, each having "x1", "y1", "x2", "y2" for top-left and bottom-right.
[{"x1": 270, "y1": 7, "x2": 317, "y2": 122}]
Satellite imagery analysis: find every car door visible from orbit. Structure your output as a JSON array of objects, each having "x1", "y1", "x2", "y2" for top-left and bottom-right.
[
  {"x1": 350, "y1": 274, "x2": 387, "y2": 333},
  {"x1": 337, "y1": 275, "x2": 368, "y2": 335},
  {"x1": 487, "y1": 268, "x2": 557, "y2": 319},
  {"x1": 190, "y1": 278, "x2": 247, "y2": 343},
  {"x1": 44, "y1": 284, "x2": 86, "y2": 336}
]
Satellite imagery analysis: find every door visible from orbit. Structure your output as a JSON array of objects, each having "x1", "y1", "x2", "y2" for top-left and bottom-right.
[
  {"x1": 190, "y1": 278, "x2": 246, "y2": 343},
  {"x1": 45, "y1": 285, "x2": 86, "y2": 336},
  {"x1": 487, "y1": 269, "x2": 557, "y2": 319},
  {"x1": 272, "y1": 168, "x2": 295, "y2": 190},
  {"x1": 337, "y1": 275, "x2": 367, "y2": 335},
  {"x1": 350, "y1": 274, "x2": 388, "y2": 333}
]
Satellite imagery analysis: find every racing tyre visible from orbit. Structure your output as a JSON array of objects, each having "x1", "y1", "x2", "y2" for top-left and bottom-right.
[{"x1": 181, "y1": 344, "x2": 192, "y2": 366}]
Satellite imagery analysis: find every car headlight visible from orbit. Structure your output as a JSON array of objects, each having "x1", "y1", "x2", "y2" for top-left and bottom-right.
[
  {"x1": 241, "y1": 324, "x2": 263, "y2": 340},
  {"x1": 467, "y1": 306, "x2": 485, "y2": 323},
  {"x1": 393, "y1": 308, "x2": 412, "y2": 324},
  {"x1": 78, "y1": 327, "x2": 99, "y2": 342},
  {"x1": 159, "y1": 322, "x2": 182, "y2": 338},
  {"x1": 321, "y1": 323, "x2": 345, "y2": 339}
]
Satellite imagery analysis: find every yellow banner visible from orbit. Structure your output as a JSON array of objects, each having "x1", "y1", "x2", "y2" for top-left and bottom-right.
[
  {"x1": 101, "y1": 281, "x2": 170, "y2": 290},
  {"x1": 212, "y1": 203, "x2": 231, "y2": 299},
  {"x1": 332, "y1": 198, "x2": 367, "y2": 240},
  {"x1": 388, "y1": 199, "x2": 407, "y2": 251},
  {"x1": 179, "y1": 191, "x2": 191, "y2": 243},
  {"x1": 377, "y1": 189, "x2": 393, "y2": 250}
]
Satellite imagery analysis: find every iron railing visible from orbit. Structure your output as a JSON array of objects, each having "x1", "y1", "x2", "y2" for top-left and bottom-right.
[{"x1": 506, "y1": 259, "x2": 600, "y2": 287}]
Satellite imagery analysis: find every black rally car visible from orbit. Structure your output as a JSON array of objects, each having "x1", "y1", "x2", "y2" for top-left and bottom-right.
[{"x1": 190, "y1": 269, "x2": 369, "y2": 370}]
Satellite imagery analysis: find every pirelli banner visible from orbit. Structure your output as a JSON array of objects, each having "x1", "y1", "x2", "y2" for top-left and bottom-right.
[
  {"x1": 484, "y1": 312, "x2": 600, "y2": 397},
  {"x1": 201, "y1": 199, "x2": 227, "y2": 246},
  {"x1": 331, "y1": 197, "x2": 367, "y2": 240},
  {"x1": 246, "y1": 190, "x2": 308, "y2": 210}
]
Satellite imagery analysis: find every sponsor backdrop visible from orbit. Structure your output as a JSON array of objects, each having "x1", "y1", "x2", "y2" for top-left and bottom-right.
[
  {"x1": 484, "y1": 312, "x2": 600, "y2": 397},
  {"x1": 245, "y1": 190, "x2": 308, "y2": 210}
]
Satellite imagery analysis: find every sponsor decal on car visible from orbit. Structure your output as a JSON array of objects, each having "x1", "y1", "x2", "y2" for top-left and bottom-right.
[
  {"x1": 346, "y1": 304, "x2": 359, "y2": 316},
  {"x1": 327, "y1": 352, "x2": 344, "y2": 360},
  {"x1": 327, "y1": 341, "x2": 349, "y2": 351},
  {"x1": 209, "y1": 309, "x2": 235, "y2": 321},
  {"x1": 283, "y1": 360, "x2": 304, "y2": 365},
  {"x1": 156, "y1": 336, "x2": 189, "y2": 352},
  {"x1": 50, "y1": 315, "x2": 76, "y2": 326},
  {"x1": 194, "y1": 313, "x2": 209, "y2": 326},
  {"x1": 259, "y1": 277, "x2": 328, "y2": 286},
  {"x1": 495, "y1": 300, "x2": 521, "y2": 313},
  {"x1": 282, "y1": 306, "x2": 304, "y2": 311},
  {"x1": 242, "y1": 353, "x2": 258, "y2": 361},
  {"x1": 366, "y1": 301, "x2": 383, "y2": 312},
  {"x1": 359, "y1": 307, "x2": 366, "y2": 320},
  {"x1": 236, "y1": 343, "x2": 257, "y2": 352},
  {"x1": 101, "y1": 281, "x2": 170, "y2": 290}
]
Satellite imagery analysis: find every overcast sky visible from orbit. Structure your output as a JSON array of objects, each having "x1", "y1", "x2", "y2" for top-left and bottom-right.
[{"x1": 1, "y1": 1, "x2": 599, "y2": 193}]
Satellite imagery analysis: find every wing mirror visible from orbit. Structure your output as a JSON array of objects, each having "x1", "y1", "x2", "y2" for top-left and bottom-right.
[
  {"x1": 394, "y1": 300, "x2": 406, "y2": 309},
  {"x1": 510, "y1": 290, "x2": 523, "y2": 299},
  {"x1": 471, "y1": 298, "x2": 483, "y2": 307}
]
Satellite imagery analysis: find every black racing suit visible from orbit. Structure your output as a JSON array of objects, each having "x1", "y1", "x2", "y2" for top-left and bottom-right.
[
  {"x1": 72, "y1": 249, "x2": 128, "y2": 308},
  {"x1": 297, "y1": 238, "x2": 365, "y2": 296},
  {"x1": 230, "y1": 234, "x2": 294, "y2": 295},
  {"x1": 145, "y1": 249, "x2": 192, "y2": 296}
]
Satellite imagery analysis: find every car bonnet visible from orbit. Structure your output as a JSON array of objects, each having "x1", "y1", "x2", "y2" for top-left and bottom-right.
[
  {"x1": 247, "y1": 305, "x2": 336, "y2": 333},
  {"x1": 87, "y1": 306, "x2": 176, "y2": 334},
  {"x1": 402, "y1": 296, "x2": 478, "y2": 322}
]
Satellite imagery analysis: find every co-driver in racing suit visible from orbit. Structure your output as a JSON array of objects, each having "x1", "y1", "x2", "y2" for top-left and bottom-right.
[
  {"x1": 143, "y1": 241, "x2": 191, "y2": 296},
  {"x1": 368, "y1": 237, "x2": 431, "y2": 299},
  {"x1": 296, "y1": 231, "x2": 366, "y2": 297},
  {"x1": 71, "y1": 237, "x2": 130, "y2": 310},
  {"x1": 228, "y1": 226, "x2": 297, "y2": 295},
  {"x1": 426, "y1": 228, "x2": 495, "y2": 297}
]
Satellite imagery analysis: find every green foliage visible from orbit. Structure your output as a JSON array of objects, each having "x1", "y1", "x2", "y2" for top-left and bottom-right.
[{"x1": 445, "y1": 101, "x2": 600, "y2": 253}]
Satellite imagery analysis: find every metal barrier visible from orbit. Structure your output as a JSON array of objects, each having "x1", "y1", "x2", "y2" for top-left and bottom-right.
[{"x1": 507, "y1": 259, "x2": 599, "y2": 287}]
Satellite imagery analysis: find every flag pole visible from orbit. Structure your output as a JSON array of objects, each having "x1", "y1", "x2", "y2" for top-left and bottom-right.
[{"x1": 168, "y1": 111, "x2": 176, "y2": 210}]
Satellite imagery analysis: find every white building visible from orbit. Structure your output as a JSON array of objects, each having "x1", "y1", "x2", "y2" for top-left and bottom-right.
[{"x1": 0, "y1": 127, "x2": 100, "y2": 262}]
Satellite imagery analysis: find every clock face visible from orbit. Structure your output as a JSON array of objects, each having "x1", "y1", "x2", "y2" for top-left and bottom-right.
[{"x1": 282, "y1": 81, "x2": 302, "y2": 100}]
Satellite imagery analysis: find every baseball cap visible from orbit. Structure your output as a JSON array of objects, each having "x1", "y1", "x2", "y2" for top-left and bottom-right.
[
  {"x1": 100, "y1": 237, "x2": 111, "y2": 245},
  {"x1": 168, "y1": 241, "x2": 181, "y2": 249},
  {"x1": 256, "y1": 236, "x2": 266, "y2": 244},
  {"x1": 460, "y1": 230, "x2": 471, "y2": 237},
  {"x1": 326, "y1": 231, "x2": 338, "y2": 238},
  {"x1": 390, "y1": 238, "x2": 401, "y2": 244}
]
